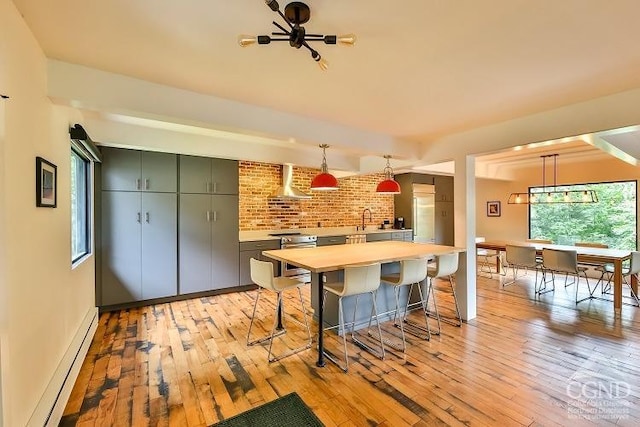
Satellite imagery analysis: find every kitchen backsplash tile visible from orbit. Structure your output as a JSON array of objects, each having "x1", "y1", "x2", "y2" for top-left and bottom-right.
[{"x1": 239, "y1": 161, "x2": 394, "y2": 230}]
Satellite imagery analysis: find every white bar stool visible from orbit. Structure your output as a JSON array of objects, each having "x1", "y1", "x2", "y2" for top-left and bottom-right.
[
  {"x1": 427, "y1": 252, "x2": 461, "y2": 327},
  {"x1": 246, "y1": 258, "x2": 312, "y2": 363},
  {"x1": 322, "y1": 262, "x2": 385, "y2": 372}
]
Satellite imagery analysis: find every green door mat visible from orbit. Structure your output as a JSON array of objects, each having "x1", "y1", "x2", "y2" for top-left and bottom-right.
[{"x1": 212, "y1": 392, "x2": 324, "y2": 427}]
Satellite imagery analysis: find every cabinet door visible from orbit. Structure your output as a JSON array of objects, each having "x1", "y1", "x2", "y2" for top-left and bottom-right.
[
  {"x1": 239, "y1": 249, "x2": 261, "y2": 286},
  {"x1": 142, "y1": 152, "x2": 177, "y2": 192},
  {"x1": 101, "y1": 191, "x2": 142, "y2": 305},
  {"x1": 141, "y1": 193, "x2": 177, "y2": 300},
  {"x1": 211, "y1": 195, "x2": 240, "y2": 289},
  {"x1": 179, "y1": 155, "x2": 212, "y2": 194},
  {"x1": 434, "y1": 176, "x2": 454, "y2": 202},
  {"x1": 211, "y1": 158, "x2": 239, "y2": 195},
  {"x1": 179, "y1": 194, "x2": 213, "y2": 294},
  {"x1": 434, "y1": 202, "x2": 455, "y2": 246},
  {"x1": 101, "y1": 147, "x2": 142, "y2": 191}
]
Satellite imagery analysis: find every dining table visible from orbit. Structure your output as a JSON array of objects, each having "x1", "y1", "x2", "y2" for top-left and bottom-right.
[
  {"x1": 476, "y1": 239, "x2": 634, "y2": 316},
  {"x1": 263, "y1": 240, "x2": 465, "y2": 367}
]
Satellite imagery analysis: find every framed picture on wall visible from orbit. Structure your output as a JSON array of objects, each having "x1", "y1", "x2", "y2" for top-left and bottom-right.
[
  {"x1": 487, "y1": 200, "x2": 501, "y2": 217},
  {"x1": 36, "y1": 156, "x2": 57, "y2": 208}
]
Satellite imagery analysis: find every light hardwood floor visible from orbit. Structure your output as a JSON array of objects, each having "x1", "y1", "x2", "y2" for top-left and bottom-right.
[{"x1": 61, "y1": 272, "x2": 640, "y2": 426}]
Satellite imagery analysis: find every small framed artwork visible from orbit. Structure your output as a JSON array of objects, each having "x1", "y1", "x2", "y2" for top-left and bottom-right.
[
  {"x1": 487, "y1": 200, "x2": 501, "y2": 217},
  {"x1": 36, "y1": 156, "x2": 57, "y2": 208}
]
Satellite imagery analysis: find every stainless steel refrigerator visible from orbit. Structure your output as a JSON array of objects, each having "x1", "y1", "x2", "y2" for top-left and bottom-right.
[{"x1": 412, "y1": 184, "x2": 436, "y2": 243}]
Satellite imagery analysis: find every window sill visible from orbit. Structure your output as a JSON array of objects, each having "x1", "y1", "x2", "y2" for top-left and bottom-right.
[{"x1": 72, "y1": 253, "x2": 93, "y2": 270}]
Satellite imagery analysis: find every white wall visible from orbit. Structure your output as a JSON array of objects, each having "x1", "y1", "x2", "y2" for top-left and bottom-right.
[{"x1": 0, "y1": 2, "x2": 96, "y2": 426}]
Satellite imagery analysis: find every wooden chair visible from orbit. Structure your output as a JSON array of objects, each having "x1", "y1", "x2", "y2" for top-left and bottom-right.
[
  {"x1": 526, "y1": 238, "x2": 553, "y2": 244},
  {"x1": 246, "y1": 258, "x2": 312, "y2": 363},
  {"x1": 574, "y1": 241, "x2": 609, "y2": 269}
]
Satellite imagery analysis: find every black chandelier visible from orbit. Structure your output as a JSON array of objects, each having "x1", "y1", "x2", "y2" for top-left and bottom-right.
[{"x1": 238, "y1": 1, "x2": 356, "y2": 70}]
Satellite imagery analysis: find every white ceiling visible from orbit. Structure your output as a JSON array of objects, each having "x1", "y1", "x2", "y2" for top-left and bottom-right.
[{"x1": 11, "y1": 0, "x2": 640, "y2": 173}]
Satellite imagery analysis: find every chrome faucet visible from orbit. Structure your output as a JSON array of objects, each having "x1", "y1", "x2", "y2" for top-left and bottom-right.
[{"x1": 361, "y1": 208, "x2": 372, "y2": 231}]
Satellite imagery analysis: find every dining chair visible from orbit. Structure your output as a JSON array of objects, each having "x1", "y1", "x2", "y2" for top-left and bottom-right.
[
  {"x1": 574, "y1": 242, "x2": 609, "y2": 269},
  {"x1": 426, "y1": 252, "x2": 460, "y2": 326},
  {"x1": 380, "y1": 258, "x2": 436, "y2": 352},
  {"x1": 503, "y1": 245, "x2": 542, "y2": 288},
  {"x1": 322, "y1": 262, "x2": 385, "y2": 372},
  {"x1": 594, "y1": 251, "x2": 640, "y2": 307},
  {"x1": 475, "y1": 237, "x2": 499, "y2": 278},
  {"x1": 541, "y1": 248, "x2": 592, "y2": 302},
  {"x1": 246, "y1": 258, "x2": 312, "y2": 363}
]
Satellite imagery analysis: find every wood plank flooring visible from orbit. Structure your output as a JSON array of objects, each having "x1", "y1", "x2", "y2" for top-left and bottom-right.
[{"x1": 61, "y1": 272, "x2": 640, "y2": 426}]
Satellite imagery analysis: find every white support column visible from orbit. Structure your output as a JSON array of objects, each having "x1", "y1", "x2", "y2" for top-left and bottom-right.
[{"x1": 453, "y1": 154, "x2": 477, "y2": 321}]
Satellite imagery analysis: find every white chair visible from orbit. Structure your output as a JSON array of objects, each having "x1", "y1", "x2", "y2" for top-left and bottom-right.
[
  {"x1": 380, "y1": 258, "x2": 437, "y2": 352},
  {"x1": 503, "y1": 245, "x2": 542, "y2": 288},
  {"x1": 427, "y1": 252, "x2": 461, "y2": 327},
  {"x1": 246, "y1": 258, "x2": 312, "y2": 363},
  {"x1": 476, "y1": 237, "x2": 499, "y2": 278},
  {"x1": 594, "y1": 251, "x2": 640, "y2": 307},
  {"x1": 540, "y1": 249, "x2": 592, "y2": 302},
  {"x1": 323, "y1": 262, "x2": 385, "y2": 372}
]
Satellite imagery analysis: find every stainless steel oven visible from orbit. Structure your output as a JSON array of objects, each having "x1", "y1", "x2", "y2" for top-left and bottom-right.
[{"x1": 269, "y1": 233, "x2": 317, "y2": 281}]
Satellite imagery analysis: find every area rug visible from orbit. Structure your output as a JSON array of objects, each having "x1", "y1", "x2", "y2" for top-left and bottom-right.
[{"x1": 212, "y1": 392, "x2": 324, "y2": 427}]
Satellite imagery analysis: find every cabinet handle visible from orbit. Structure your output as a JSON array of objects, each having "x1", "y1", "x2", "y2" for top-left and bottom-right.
[
  {"x1": 136, "y1": 179, "x2": 141, "y2": 190},
  {"x1": 145, "y1": 178, "x2": 149, "y2": 190},
  {"x1": 206, "y1": 182, "x2": 211, "y2": 193},
  {"x1": 145, "y1": 212, "x2": 150, "y2": 223},
  {"x1": 213, "y1": 182, "x2": 218, "y2": 193},
  {"x1": 137, "y1": 212, "x2": 141, "y2": 223},
  {"x1": 213, "y1": 211, "x2": 218, "y2": 222},
  {"x1": 206, "y1": 211, "x2": 211, "y2": 222},
  {"x1": 255, "y1": 244, "x2": 265, "y2": 248}
]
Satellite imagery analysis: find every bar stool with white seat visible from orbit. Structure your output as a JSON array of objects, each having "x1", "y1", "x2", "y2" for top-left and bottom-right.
[
  {"x1": 323, "y1": 262, "x2": 385, "y2": 372},
  {"x1": 246, "y1": 258, "x2": 312, "y2": 363},
  {"x1": 380, "y1": 258, "x2": 437, "y2": 352},
  {"x1": 427, "y1": 252, "x2": 461, "y2": 327}
]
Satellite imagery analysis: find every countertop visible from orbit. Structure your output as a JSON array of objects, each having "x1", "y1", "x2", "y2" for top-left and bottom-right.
[{"x1": 239, "y1": 227, "x2": 412, "y2": 242}]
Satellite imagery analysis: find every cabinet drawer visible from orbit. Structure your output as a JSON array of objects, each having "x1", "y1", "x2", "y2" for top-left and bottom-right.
[
  {"x1": 391, "y1": 232, "x2": 405, "y2": 241},
  {"x1": 239, "y1": 240, "x2": 280, "y2": 251},
  {"x1": 365, "y1": 232, "x2": 392, "y2": 242},
  {"x1": 317, "y1": 236, "x2": 346, "y2": 246}
]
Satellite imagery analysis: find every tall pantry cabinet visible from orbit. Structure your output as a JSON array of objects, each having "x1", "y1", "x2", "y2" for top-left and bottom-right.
[
  {"x1": 178, "y1": 155, "x2": 240, "y2": 294},
  {"x1": 100, "y1": 148, "x2": 178, "y2": 305}
]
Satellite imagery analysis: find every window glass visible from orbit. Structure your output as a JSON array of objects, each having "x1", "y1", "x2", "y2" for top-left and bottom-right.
[
  {"x1": 529, "y1": 181, "x2": 637, "y2": 250},
  {"x1": 71, "y1": 146, "x2": 91, "y2": 263}
]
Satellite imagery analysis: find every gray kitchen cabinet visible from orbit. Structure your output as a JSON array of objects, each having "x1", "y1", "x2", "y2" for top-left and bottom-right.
[
  {"x1": 435, "y1": 201, "x2": 454, "y2": 246},
  {"x1": 434, "y1": 175, "x2": 454, "y2": 202},
  {"x1": 239, "y1": 240, "x2": 280, "y2": 285},
  {"x1": 179, "y1": 155, "x2": 238, "y2": 195},
  {"x1": 365, "y1": 232, "x2": 392, "y2": 242},
  {"x1": 179, "y1": 194, "x2": 239, "y2": 294},
  {"x1": 101, "y1": 191, "x2": 177, "y2": 305},
  {"x1": 317, "y1": 235, "x2": 347, "y2": 246},
  {"x1": 101, "y1": 147, "x2": 177, "y2": 192}
]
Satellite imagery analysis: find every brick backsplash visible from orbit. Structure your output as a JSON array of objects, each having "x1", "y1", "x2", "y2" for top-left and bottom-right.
[{"x1": 239, "y1": 161, "x2": 395, "y2": 230}]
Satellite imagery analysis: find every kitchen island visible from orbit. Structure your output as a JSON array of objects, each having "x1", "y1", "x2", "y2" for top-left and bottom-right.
[{"x1": 263, "y1": 240, "x2": 465, "y2": 367}]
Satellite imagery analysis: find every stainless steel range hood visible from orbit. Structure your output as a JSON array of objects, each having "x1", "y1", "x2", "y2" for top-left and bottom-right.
[{"x1": 270, "y1": 164, "x2": 312, "y2": 199}]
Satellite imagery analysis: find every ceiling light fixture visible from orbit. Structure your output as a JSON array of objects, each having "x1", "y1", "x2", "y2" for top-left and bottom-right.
[
  {"x1": 238, "y1": 1, "x2": 356, "y2": 70},
  {"x1": 508, "y1": 154, "x2": 598, "y2": 204},
  {"x1": 311, "y1": 144, "x2": 339, "y2": 190},
  {"x1": 376, "y1": 155, "x2": 401, "y2": 194}
]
